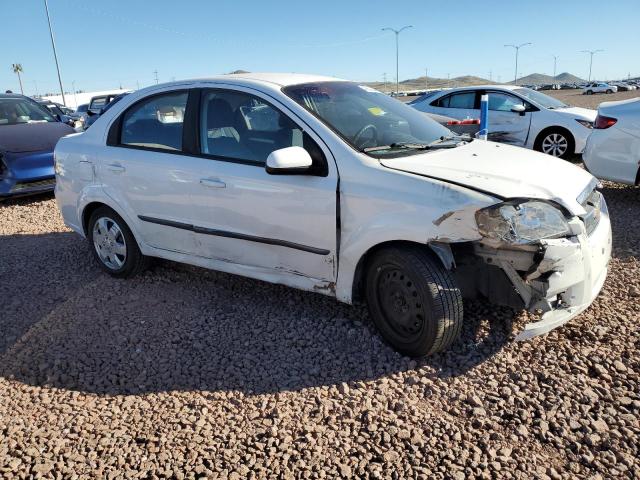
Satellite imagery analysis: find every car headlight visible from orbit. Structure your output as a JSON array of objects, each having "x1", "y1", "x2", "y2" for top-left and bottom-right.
[
  {"x1": 575, "y1": 119, "x2": 594, "y2": 129},
  {"x1": 476, "y1": 200, "x2": 571, "y2": 244}
]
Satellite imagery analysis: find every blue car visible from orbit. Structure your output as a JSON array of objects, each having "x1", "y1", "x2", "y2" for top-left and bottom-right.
[{"x1": 0, "y1": 94, "x2": 75, "y2": 198}]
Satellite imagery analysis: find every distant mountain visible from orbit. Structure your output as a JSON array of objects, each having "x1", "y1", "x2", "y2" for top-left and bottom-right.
[
  {"x1": 228, "y1": 69, "x2": 250, "y2": 74},
  {"x1": 509, "y1": 72, "x2": 585, "y2": 85},
  {"x1": 367, "y1": 74, "x2": 493, "y2": 92}
]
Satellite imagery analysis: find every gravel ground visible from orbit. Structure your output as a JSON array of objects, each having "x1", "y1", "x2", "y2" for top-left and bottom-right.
[
  {"x1": 545, "y1": 89, "x2": 640, "y2": 110},
  {"x1": 1, "y1": 181, "x2": 639, "y2": 479}
]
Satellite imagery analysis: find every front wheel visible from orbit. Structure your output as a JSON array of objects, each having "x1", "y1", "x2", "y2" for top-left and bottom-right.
[
  {"x1": 365, "y1": 246, "x2": 463, "y2": 357},
  {"x1": 536, "y1": 129, "x2": 575, "y2": 159},
  {"x1": 586, "y1": 90, "x2": 593, "y2": 95},
  {"x1": 606, "y1": 89, "x2": 613, "y2": 94},
  {"x1": 88, "y1": 206, "x2": 149, "y2": 278}
]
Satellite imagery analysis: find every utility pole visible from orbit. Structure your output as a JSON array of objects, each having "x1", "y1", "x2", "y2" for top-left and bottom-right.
[
  {"x1": 153, "y1": 70, "x2": 159, "y2": 84},
  {"x1": 44, "y1": 0, "x2": 66, "y2": 106},
  {"x1": 381, "y1": 25, "x2": 413, "y2": 95},
  {"x1": 552, "y1": 55, "x2": 558, "y2": 82},
  {"x1": 425, "y1": 68, "x2": 428, "y2": 91},
  {"x1": 504, "y1": 42, "x2": 532, "y2": 85},
  {"x1": 33, "y1": 80, "x2": 39, "y2": 97},
  {"x1": 383, "y1": 72, "x2": 387, "y2": 93},
  {"x1": 447, "y1": 73, "x2": 450, "y2": 88},
  {"x1": 581, "y1": 49, "x2": 603, "y2": 82},
  {"x1": 136, "y1": 80, "x2": 140, "y2": 90}
]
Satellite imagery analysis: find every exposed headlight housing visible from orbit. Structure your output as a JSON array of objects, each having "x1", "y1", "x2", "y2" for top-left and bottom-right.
[{"x1": 476, "y1": 200, "x2": 571, "y2": 244}]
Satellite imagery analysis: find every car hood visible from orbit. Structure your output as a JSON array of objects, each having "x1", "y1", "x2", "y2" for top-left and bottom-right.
[
  {"x1": 0, "y1": 122, "x2": 75, "y2": 153},
  {"x1": 379, "y1": 140, "x2": 596, "y2": 215},
  {"x1": 554, "y1": 106, "x2": 597, "y2": 121}
]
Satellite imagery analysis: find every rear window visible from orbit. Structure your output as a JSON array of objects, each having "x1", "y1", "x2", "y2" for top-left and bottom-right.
[{"x1": 0, "y1": 97, "x2": 56, "y2": 125}]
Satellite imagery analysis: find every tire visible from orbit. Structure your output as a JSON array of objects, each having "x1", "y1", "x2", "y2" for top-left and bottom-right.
[
  {"x1": 606, "y1": 89, "x2": 613, "y2": 94},
  {"x1": 87, "y1": 206, "x2": 149, "y2": 278},
  {"x1": 365, "y1": 246, "x2": 463, "y2": 357},
  {"x1": 535, "y1": 128, "x2": 575, "y2": 159},
  {"x1": 586, "y1": 90, "x2": 593, "y2": 95}
]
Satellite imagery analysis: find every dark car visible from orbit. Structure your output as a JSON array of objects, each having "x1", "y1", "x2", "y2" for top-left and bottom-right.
[
  {"x1": 0, "y1": 94, "x2": 75, "y2": 199},
  {"x1": 36, "y1": 99, "x2": 80, "y2": 127},
  {"x1": 84, "y1": 92, "x2": 130, "y2": 129}
]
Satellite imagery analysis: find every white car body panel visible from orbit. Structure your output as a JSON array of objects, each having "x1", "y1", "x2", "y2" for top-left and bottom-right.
[
  {"x1": 583, "y1": 83, "x2": 618, "y2": 95},
  {"x1": 54, "y1": 73, "x2": 611, "y2": 340},
  {"x1": 411, "y1": 85, "x2": 596, "y2": 154},
  {"x1": 583, "y1": 98, "x2": 640, "y2": 185}
]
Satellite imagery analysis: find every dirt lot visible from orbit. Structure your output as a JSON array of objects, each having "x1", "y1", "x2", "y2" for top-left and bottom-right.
[
  {"x1": 1, "y1": 177, "x2": 639, "y2": 476},
  {"x1": 545, "y1": 89, "x2": 640, "y2": 109}
]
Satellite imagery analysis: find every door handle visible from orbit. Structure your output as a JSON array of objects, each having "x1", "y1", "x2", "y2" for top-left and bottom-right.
[
  {"x1": 200, "y1": 178, "x2": 226, "y2": 188},
  {"x1": 106, "y1": 163, "x2": 125, "y2": 174}
]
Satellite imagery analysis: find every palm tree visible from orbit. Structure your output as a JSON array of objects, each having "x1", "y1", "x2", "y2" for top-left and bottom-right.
[{"x1": 11, "y1": 63, "x2": 24, "y2": 94}]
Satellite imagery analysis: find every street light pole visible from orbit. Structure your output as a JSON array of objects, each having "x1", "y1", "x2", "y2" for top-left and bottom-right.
[
  {"x1": 553, "y1": 55, "x2": 558, "y2": 82},
  {"x1": 382, "y1": 25, "x2": 413, "y2": 95},
  {"x1": 504, "y1": 42, "x2": 532, "y2": 85},
  {"x1": 44, "y1": 0, "x2": 66, "y2": 106},
  {"x1": 581, "y1": 49, "x2": 604, "y2": 82}
]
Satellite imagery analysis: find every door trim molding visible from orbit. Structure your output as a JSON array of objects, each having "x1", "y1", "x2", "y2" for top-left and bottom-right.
[{"x1": 138, "y1": 215, "x2": 330, "y2": 255}]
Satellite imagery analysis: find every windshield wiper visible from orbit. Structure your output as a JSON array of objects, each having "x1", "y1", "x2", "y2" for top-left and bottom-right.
[{"x1": 362, "y1": 135, "x2": 472, "y2": 153}]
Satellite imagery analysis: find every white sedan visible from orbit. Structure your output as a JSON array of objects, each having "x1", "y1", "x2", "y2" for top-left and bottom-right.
[
  {"x1": 583, "y1": 83, "x2": 618, "y2": 95},
  {"x1": 54, "y1": 73, "x2": 611, "y2": 356},
  {"x1": 583, "y1": 98, "x2": 640, "y2": 185},
  {"x1": 410, "y1": 85, "x2": 596, "y2": 158}
]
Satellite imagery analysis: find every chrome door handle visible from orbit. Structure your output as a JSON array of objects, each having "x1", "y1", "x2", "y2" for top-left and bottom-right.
[
  {"x1": 200, "y1": 178, "x2": 226, "y2": 188},
  {"x1": 106, "y1": 163, "x2": 125, "y2": 173}
]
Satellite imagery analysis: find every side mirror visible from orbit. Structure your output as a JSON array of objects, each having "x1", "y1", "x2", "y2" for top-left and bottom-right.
[
  {"x1": 511, "y1": 104, "x2": 526, "y2": 116},
  {"x1": 266, "y1": 146, "x2": 313, "y2": 175}
]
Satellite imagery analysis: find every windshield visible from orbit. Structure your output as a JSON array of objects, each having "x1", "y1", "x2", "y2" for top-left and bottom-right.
[
  {"x1": 514, "y1": 88, "x2": 568, "y2": 109},
  {"x1": 76, "y1": 104, "x2": 88, "y2": 113},
  {"x1": 0, "y1": 97, "x2": 56, "y2": 126},
  {"x1": 283, "y1": 82, "x2": 452, "y2": 156}
]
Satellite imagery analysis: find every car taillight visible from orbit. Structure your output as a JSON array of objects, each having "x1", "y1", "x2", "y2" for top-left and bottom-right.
[{"x1": 594, "y1": 115, "x2": 617, "y2": 129}]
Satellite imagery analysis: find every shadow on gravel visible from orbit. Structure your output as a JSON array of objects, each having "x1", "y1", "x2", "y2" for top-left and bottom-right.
[
  {"x1": 599, "y1": 183, "x2": 640, "y2": 260},
  {"x1": 0, "y1": 232, "x2": 516, "y2": 395},
  {"x1": 0, "y1": 191, "x2": 55, "y2": 207}
]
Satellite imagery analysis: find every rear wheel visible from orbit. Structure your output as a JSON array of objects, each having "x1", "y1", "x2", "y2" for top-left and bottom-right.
[
  {"x1": 586, "y1": 90, "x2": 593, "y2": 95},
  {"x1": 88, "y1": 206, "x2": 149, "y2": 278},
  {"x1": 606, "y1": 89, "x2": 613, "y2": 94},
  {"x1": 365, "y1": 246, "x2": 463, "y2": 357}
]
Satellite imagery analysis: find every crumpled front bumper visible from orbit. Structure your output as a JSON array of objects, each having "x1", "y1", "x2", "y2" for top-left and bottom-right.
[{"x1": 514, "y1": 202, "x2": 612, "y2": 340}]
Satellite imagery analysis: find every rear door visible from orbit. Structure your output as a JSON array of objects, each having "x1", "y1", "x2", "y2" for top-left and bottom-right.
[
  {"x1": 99, "y1": 89, "x2": 201, "y2": 255},
  {"x1": 482, "y1": 90, "x2": 533, "y2": 146},
  {"x1": 186, "y1": 87, "x2": 338, "y2": 282},
  {"x1": 427, "y1": 90, "x2": 480, "y2": 121}
]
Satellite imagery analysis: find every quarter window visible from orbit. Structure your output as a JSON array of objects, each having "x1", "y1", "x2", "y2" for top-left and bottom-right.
[
  {"x1": 120, "y1": 92, "x2": 188, "y2": 151},
  {"x1": 200, "y1": 90, "x2": 319, "y2": 166}
]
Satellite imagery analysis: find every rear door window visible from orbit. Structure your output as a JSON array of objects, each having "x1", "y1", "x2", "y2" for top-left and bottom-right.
[{"x1": 120, "y1": 91, "x2": 188, "y2": 151}]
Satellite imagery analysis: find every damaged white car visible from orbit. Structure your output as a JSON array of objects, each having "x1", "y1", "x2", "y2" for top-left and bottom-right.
[{"x1": 54, "y1": 73, "x2": 612, "y2": 356}]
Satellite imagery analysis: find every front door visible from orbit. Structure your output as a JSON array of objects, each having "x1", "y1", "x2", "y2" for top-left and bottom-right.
[
  {"x1": 484, "y1": 91, "x2": 533, "y2": 146},
  {"x1": 188, "y1": 87, "x2": 338, "y2": 282}
]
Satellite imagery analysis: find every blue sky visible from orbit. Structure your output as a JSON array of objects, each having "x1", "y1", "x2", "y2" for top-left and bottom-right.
[{"x1": 2, "y1": 0, "x2": 639, "y2": 95}]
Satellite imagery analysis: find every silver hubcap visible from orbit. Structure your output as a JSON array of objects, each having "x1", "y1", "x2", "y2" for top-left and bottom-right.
[
  {"x1": 93, "y1": 216, "x2": 127, "y2": 270},
  {"x1": 542, "y1": 133, "x2": 568, "y2": 157}
]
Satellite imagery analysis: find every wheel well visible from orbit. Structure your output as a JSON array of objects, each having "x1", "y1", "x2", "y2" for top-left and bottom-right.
[
  {"x1": 350, "y1": 240, "x2": 446, "y2": 303},
  {"x1": 81, "y1": 202, "x2": 109, "y2": 235},
  {"x1": 534, "y1": 126, "x2": 575, "y2": 150}
]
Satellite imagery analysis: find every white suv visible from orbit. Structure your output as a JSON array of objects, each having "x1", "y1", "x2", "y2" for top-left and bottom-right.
[
  {"x1": 54, "y1": 73, "x2": 611, "y2": 356},
  {"x1": 583, "y1": 83, "x2": 618, "y2": 95}
]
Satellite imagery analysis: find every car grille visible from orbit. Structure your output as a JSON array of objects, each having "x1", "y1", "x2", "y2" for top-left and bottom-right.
[
  {"x1": 10, "y1": 178, "x2": 56, "y2": 193},
  {"x1": 581, "y1": 189, "x2": 604, "y2": 236}
]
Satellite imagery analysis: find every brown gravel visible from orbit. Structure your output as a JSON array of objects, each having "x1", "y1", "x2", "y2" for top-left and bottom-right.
[{"x1": 1, "y1": 182, "x2": 638, "y2": 479}]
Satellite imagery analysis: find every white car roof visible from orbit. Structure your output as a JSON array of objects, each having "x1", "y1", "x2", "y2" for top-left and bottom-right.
[
  {"x1": 434, "y1": 84, "x2": 524, "y2": 93},
  {"x1": 176, "y1": 72, "x2": 346, "y2": 88}
]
